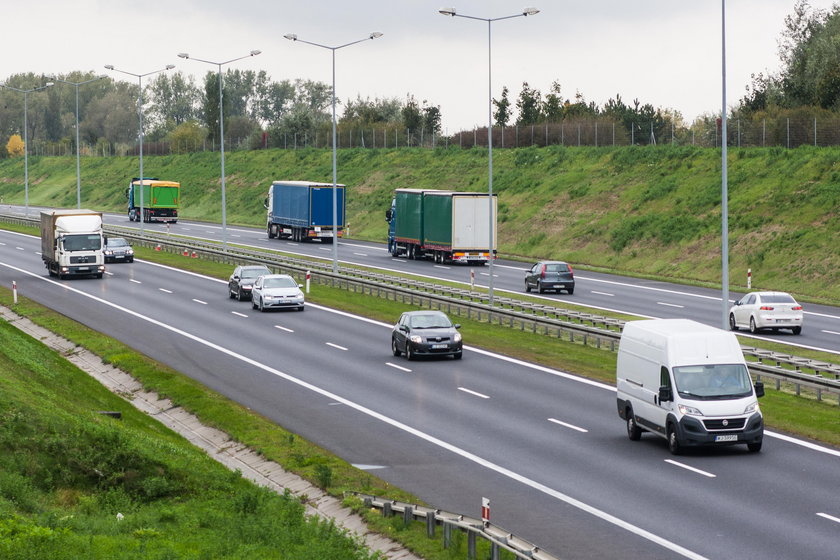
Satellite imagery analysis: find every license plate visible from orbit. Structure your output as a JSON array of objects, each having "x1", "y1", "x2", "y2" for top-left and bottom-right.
[
  {"x1": 78, "y1": 267, "x2": 89, "y2": 271},
  {"x1": 431, "y1": 344, "x2": 448, "y2": 349},
  {"x1": 715, "y1": 434, "x2": 738, "y2": 442},
  {"x1": 115, "y1": 255, "x2": 125, "y2": 259}
]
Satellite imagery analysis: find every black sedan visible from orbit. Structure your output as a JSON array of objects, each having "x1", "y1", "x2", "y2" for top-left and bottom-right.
[
  {"x1": 391, "y1": 310, "x2": 462, "y2": 360},
  {"x1": 228, "y1": 265, "x2": 271, "y2": 301},
  {"x1": 103, "y1": 237, "x2": 134, "y2": 263}
]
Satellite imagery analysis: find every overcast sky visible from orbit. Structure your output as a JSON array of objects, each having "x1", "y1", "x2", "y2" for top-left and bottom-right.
[{"x1": 6, "y1": 1, "x2": 839, "y2": 132}]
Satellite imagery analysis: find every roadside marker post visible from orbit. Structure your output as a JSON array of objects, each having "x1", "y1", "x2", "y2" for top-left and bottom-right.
[
  {"x1": 12, "y1": 280, "x2": 17, "y2": 305},
  {"x1": 747, "y1": 268, "x2": 752, "y2": 290},
  {"x1": 305, "y1": 270, "x2": 311, "y2": 293}
]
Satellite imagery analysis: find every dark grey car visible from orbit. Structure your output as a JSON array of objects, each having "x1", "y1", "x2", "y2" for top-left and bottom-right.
[
  {"x1": 391, "y1": 310, "x2": 462, "y2": 360},
  {"x1": 103, "y1": 237, "x2": 134, "y2": 263},
  {"x1": 525, "y1": 261, "x2": 575, "y2": 294},
  {"x1": 228, "y1": 265, "x2": 271, "y2": 300}
]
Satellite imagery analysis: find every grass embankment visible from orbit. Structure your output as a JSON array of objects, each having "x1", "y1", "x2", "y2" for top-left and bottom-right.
[
  {"x1": 0, "y1": 317, "x2": 379, "y2": 560},
  {"x1": 1, "y1": 144, "x2": 839, "y2": 301}
]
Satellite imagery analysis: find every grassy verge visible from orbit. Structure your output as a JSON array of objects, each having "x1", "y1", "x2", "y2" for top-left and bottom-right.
[{"x1": 0, "y1": 319, "x2": 379, "y2": 560}]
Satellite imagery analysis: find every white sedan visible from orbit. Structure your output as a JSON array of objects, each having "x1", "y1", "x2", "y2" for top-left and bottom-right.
[{"x1": 729, "y1": 291, "x2": 803, "y2": 335}]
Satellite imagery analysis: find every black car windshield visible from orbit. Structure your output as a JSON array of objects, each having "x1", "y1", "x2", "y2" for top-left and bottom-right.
[
  {"x1": 409, "y1": 314, "x2": 452, "y2": 328},
  {"x1": 674, "y1": 364, "x2": 753, "y2": 399},
  {"x1": 263, "y1": 277, "x2": 297, "y2": 288},
  {"x1": 242, "y1": 268, "x2": 269, "y2": 279},
  {"x1": 62, "y1": 234, "x2": 101, "y2": 251}
]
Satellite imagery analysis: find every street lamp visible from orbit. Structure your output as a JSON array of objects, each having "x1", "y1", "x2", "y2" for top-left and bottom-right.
[
  {"x1": 0, "y1": 81, "x2": 55, "y2": 218},
  {"x1": 285, "y1": 32, "x2": 383, "y2": 274},
  {"x1": 50, "y1": 75, "x2": 108, "y2": 209},
  {"x1": 721, "y1": 0, "x2": 729, "y2": 329},
  {"x1": 440, "y1": 7, "x2": 539, "y2": 305},
  {"x1": 104, "y1": 64, "x2": 175, "y2": 233},
  {"x1": 177, "y1": 50, "x2": 261, "y2": 252}
]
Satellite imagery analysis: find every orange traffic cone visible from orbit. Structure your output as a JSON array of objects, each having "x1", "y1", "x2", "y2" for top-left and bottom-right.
[{"x1": 155, "y1": 244, "x2": 161, "y2": 251}]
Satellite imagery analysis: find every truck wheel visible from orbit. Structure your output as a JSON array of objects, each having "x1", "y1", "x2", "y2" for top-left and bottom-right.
[
  {"x1": 268, "y1": 226, "x2": 276, "y2": 239},
  {"x1": 667, "y1": 424, "x2": 682, "y2": 455},
  {"x1": 626, "y1": 411, "x2": 642, "y2": 441}
]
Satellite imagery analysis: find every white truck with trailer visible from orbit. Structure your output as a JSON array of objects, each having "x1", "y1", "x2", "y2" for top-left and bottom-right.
[
  {"x1": 40, "y1": 209, "x2": 105, "y2": 279},
  {"x1": 616, "y1": 319, "x2": 764, "y2": 454}
]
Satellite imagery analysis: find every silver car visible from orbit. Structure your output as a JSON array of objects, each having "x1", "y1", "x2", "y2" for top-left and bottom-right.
[
  {"x1": 729, "y1": 291, "x2": 803, "y2": 335},
  {"x1": 251, "y1": 274, "x2": 305, "y2": 312}
]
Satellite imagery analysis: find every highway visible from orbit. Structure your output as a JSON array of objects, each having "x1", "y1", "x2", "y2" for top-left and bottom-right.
[
  {"x1": 1, "y1": 224, "x2": 839, "y2": 560},
  {"x1": 94, "y1": 210, "x2": 840, "y2": 356}
]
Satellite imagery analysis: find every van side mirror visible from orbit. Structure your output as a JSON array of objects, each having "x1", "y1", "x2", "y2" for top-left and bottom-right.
[
  {"x1": 658, "y1": 386, "x2": 673, "y2": 402},
  {"x1": 754, "y1": 381, "x2": 765, "y2": 398}
]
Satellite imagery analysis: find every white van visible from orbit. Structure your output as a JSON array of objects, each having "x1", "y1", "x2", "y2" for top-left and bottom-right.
[{"x1": 616, "y1": 319, "x2": 764, "y2": 454}]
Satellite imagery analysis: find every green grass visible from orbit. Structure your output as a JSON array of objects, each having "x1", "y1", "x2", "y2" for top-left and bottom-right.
[
  {"x1": 0, "y1": 319, "x2": 378, "y2": 560},
  {"x1": 2, "y1": 144, "x2": 840, "y2": 302}
]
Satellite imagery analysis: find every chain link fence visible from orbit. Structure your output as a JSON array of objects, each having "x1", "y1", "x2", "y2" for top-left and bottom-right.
[{"x1": 20, "y1": 116, "x2": 840, "y2": 157}]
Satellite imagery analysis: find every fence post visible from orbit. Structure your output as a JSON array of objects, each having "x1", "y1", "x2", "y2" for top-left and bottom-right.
[
  {"x1": 426, "y1": 510, "x2": 436, "y2": 537},
  {"x1": 468, "y1": 532, "x2": 477, "y2": 559}
]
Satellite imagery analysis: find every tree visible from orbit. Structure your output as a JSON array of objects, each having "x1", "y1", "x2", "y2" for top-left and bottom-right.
[
  {"x1": 147, "y1": 71, "x2": 200, "y2": 132},
  {"x1": 401, "y1": 95, "x2": 422, "y2": 132},
  {"x1": 167, "y1": 121, "x2": 206, "y2": 154},
  {"x1": 422, "y1": 101, "x2": 442, "y2": 135},
  {"x1": 493, "y1": 86, "x2": 512, "y2": 127},
  {"x1": 542, "y1": 81, "x2": 564, "y2": 123},
  {"x1": 516, "y1": 82, "x2": 542, "y2": 125},
  {"x1": 6, "y1": 134, "x2": 24, "y2": 157}
]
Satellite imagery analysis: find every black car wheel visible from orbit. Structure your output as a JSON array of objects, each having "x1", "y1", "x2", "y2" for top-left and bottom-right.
[
  {"x1": 405, "y1": 344, "x2": 414, "y2": 361},
  {"x1": 567, "y1": 286, "x2": 574, "y2": 295},
  {"x1": 391, "y1": 337, "x2": 401, "y2": 357},
  {"x1": 525, "y1": 281, "x2": 531, "y2": 293},
  {"x1": 258, "y1": 297, "x2": 266, "y2": 312},
  {"x1": 229, "y1": 287, "x2": 236, "y2": 299},
  {"x1": 453, "y1": 351, "x2": 462, "y2": 360},
  {"x1": 237, "y1": 288, "x2": 244, "y2": 301}
]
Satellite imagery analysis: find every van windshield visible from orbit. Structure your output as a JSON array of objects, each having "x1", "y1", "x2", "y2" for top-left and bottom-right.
[{"x1": 673, "y1": 364, "x2": 752, "y2": 399}]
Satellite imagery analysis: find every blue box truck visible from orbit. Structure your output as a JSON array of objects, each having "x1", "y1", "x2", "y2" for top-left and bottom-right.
[{"x1": 264, "y1": 181, "x2": 345, "y2": 243}]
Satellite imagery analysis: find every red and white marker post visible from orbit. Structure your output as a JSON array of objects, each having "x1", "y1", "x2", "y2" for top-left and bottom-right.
[{"x1": 481, "y1": 497, "x2": 490, "y2": 523}]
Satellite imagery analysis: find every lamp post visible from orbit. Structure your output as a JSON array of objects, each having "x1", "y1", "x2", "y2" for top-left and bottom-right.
[
  {"x1": 177, "y1": 50, "x2": 261, "y2": 252},
  {"x1": 439, "y1": 7, "x2": 539, "y2": 305},
  {"x1": 104, "y1": 64, "x2": 174, "y2": 233},
  {"x1": 51, "y1": 75, "x2": 108, "y2": 209},
  {"x1": 0, "y1": 81, "x2": 54, "y2": 218},
  {"x1": 284, "y1": 32, "x2": 383, "y2": 274},
  {"x1": 721, "y1": 0, "x2": 729, "y2": 329}
]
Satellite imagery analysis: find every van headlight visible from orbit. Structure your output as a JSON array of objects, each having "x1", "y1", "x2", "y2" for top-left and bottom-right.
[
  {"x1": 743, "y1": 402, "x2": 760, "y2": 414},
  {"x1": 678, "y1": 404, "x2": 704, "y2": 416}
]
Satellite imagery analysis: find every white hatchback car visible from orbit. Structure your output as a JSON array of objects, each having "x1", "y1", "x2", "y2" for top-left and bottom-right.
[
  {"x1": 251, "y1": 274, "x2": 305, "y2": 312},
  {"x1": 729, "y1": 291, "x2": 803, "y2": 335}
]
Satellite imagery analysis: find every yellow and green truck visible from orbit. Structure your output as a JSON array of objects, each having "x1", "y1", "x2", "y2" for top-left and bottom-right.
[{"x1": 126, "y1": 178, "x2": 180, "y2": 223}]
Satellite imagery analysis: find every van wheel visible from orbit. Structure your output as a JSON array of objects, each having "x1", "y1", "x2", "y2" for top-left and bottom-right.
[
  {"x1": 667, "y1": 425, "x2": 682, "y2": 455},
  {"x1": 729, "y1": 313, "x2": 738, "y2": 331},
  {"x1": 626, "y1": 412, "x2": 642, "y2": 441},
  {"x1": 747, "y1": 441, "x2": 762, "y2": 453}
]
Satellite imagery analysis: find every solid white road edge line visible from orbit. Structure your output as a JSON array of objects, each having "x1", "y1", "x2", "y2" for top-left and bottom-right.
[{"x1": 0, "y1": 258, "x2": 709, "y2": 560}]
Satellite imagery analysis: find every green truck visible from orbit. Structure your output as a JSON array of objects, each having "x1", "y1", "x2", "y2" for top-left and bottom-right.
[
  {"x1": 385, "y1": 188, "x2": 497, "y2": 264},
  {"x1": 126, "y1": 178, "x2": 180, "y2": 223}
]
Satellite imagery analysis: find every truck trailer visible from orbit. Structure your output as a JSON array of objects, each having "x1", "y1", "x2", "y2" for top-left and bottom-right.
[
  {"x1": 40, "y1": 209, "x2": 105, "y2": 279},
  {"x1": 264, "y1": 181, "x2": 345, "y2": 243},
  {"x1": 126, "y1": 178, "x2": 180, "y2": 223},
  {"x1": 386, "y1": 189, "x2": 497, "y2": 264}
]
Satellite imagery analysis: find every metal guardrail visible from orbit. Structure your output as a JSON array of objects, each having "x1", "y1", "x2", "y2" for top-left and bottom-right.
[
  {"x1": 351, "y1": 493, "x2": 561, "y2": 560},
  {"x1": 4, "y1": 212, "x2": 839, "y2": 404}
]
